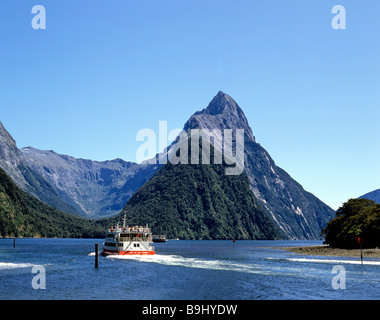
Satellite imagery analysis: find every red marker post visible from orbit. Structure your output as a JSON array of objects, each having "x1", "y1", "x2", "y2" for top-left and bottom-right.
[{"x1": 358, "y1": 237, "x2": 364, "y2": 264}]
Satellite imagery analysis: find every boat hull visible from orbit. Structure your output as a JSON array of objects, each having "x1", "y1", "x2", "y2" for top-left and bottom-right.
[{"x1": 103, "y1": 248, "x2": 155, "y2": 256}]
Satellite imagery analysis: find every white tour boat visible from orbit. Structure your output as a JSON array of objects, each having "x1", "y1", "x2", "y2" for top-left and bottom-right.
[{"x1": 102, "y1": 214, "x2": 155, "y2": 256}]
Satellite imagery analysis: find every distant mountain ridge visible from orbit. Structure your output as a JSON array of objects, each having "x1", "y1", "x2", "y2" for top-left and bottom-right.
[
  {"x1": 21, "y1": 147, "x2": 157, "y2": 217},
  {"x1": 359, "y1": 189, "x2": 380, "y2": 204},
  {"x1": 0, "y1": 121, "x2": 158, "y2": 218}
]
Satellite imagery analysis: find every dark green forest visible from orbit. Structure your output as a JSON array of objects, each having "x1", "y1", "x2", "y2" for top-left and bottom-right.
[
  {"x1": 107, "y1": 142, "x2": 282, "y2": 240},
  {"x1": 0, "y1": 167, "x2": 103, "y2": 238},
  {"x1": 322, "y1": 198, "x2": 380, "y2": 248}
]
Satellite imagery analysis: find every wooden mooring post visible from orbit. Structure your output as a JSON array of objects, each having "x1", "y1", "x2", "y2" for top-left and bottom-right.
[
  {"x1": 95, "y1": 243, "x2": 99, "y2": 268},
  {"x1": 358, "y1": 237, "x2": 364, "y2": 265}
]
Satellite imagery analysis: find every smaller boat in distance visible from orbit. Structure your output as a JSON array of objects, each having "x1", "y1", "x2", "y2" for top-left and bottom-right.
[
  {"x1": 152, "y1": 235, "x2": 167, "y2": 243},
  {"x1": 103, "y1": 214, "x2": 155, "y2": 256}
]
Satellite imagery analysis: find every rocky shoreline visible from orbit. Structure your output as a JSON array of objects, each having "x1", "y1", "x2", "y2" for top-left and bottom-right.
[{"x1": 278, "y1": 245, "x2": 380, "y2": 258}]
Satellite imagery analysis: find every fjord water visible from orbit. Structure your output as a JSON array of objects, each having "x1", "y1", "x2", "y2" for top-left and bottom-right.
[{"x1": 0, "y1": 239, "x2": 379, "y2": 300}]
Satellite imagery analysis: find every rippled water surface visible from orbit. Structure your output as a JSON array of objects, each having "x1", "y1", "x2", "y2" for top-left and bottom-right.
[{"x1": 0, "y1": 239, "x2": 379, "y2": 300}]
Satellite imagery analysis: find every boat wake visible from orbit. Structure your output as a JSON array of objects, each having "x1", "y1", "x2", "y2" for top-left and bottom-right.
[
  {"x1": 0, "y1": 262, "x2": 35, "y2": 270},
  {"x1": 269, "y1": 257, "x2": 380, "y2": 266},
  {"x1": 104, "y1": 254, "x2": 274, "y2": 275}
]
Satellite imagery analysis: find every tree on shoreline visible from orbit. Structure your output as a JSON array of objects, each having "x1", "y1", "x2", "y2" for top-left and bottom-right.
[{"x1": 322, "y1": 198, "x2": 380, "y2": 249}]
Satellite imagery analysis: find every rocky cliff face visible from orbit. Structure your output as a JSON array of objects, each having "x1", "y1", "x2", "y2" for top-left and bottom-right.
[
  {"x1": 0, "y1": 121, "x2": 80, "y2": 215},
  {"x1": 182, "y1": 92, "x2": 335, "y2": 239},
  {"x1": 0, "y1": 121, "x2": 27, "y2": 188}
]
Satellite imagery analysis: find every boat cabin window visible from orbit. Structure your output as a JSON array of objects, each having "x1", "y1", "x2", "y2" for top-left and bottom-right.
[
  {"x1": 133, "y1": 243, "x2": 140, "y2": 247},
  {"x1": 105, "y1": 242, "x2": 116, "y2": 247}
]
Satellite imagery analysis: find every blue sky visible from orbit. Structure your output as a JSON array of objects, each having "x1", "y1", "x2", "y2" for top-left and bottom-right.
[{"x1": 0, "y1": 0, "x2": 379, "y2": 210}]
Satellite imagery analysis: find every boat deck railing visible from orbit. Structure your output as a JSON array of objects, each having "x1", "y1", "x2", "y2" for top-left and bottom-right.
[
  {"x1": 108, "y1": 227, "x2": 152, "y2": 233},
  {"x1": 120, "y1": 236, "x2": 152, "y2": 242}
]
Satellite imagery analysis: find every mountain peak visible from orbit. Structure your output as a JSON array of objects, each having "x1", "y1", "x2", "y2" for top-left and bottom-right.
[
  {"x1": 185, "y1": 92, "x2": 256, "y2": 142},
  {"x1": 204, "y1": 91, "x2": 241, "y2": 116}
]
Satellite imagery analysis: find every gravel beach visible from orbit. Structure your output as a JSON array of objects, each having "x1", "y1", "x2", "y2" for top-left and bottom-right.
[{"x1": 279, "y1": 245, "x2": 380, "y2": 258}]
